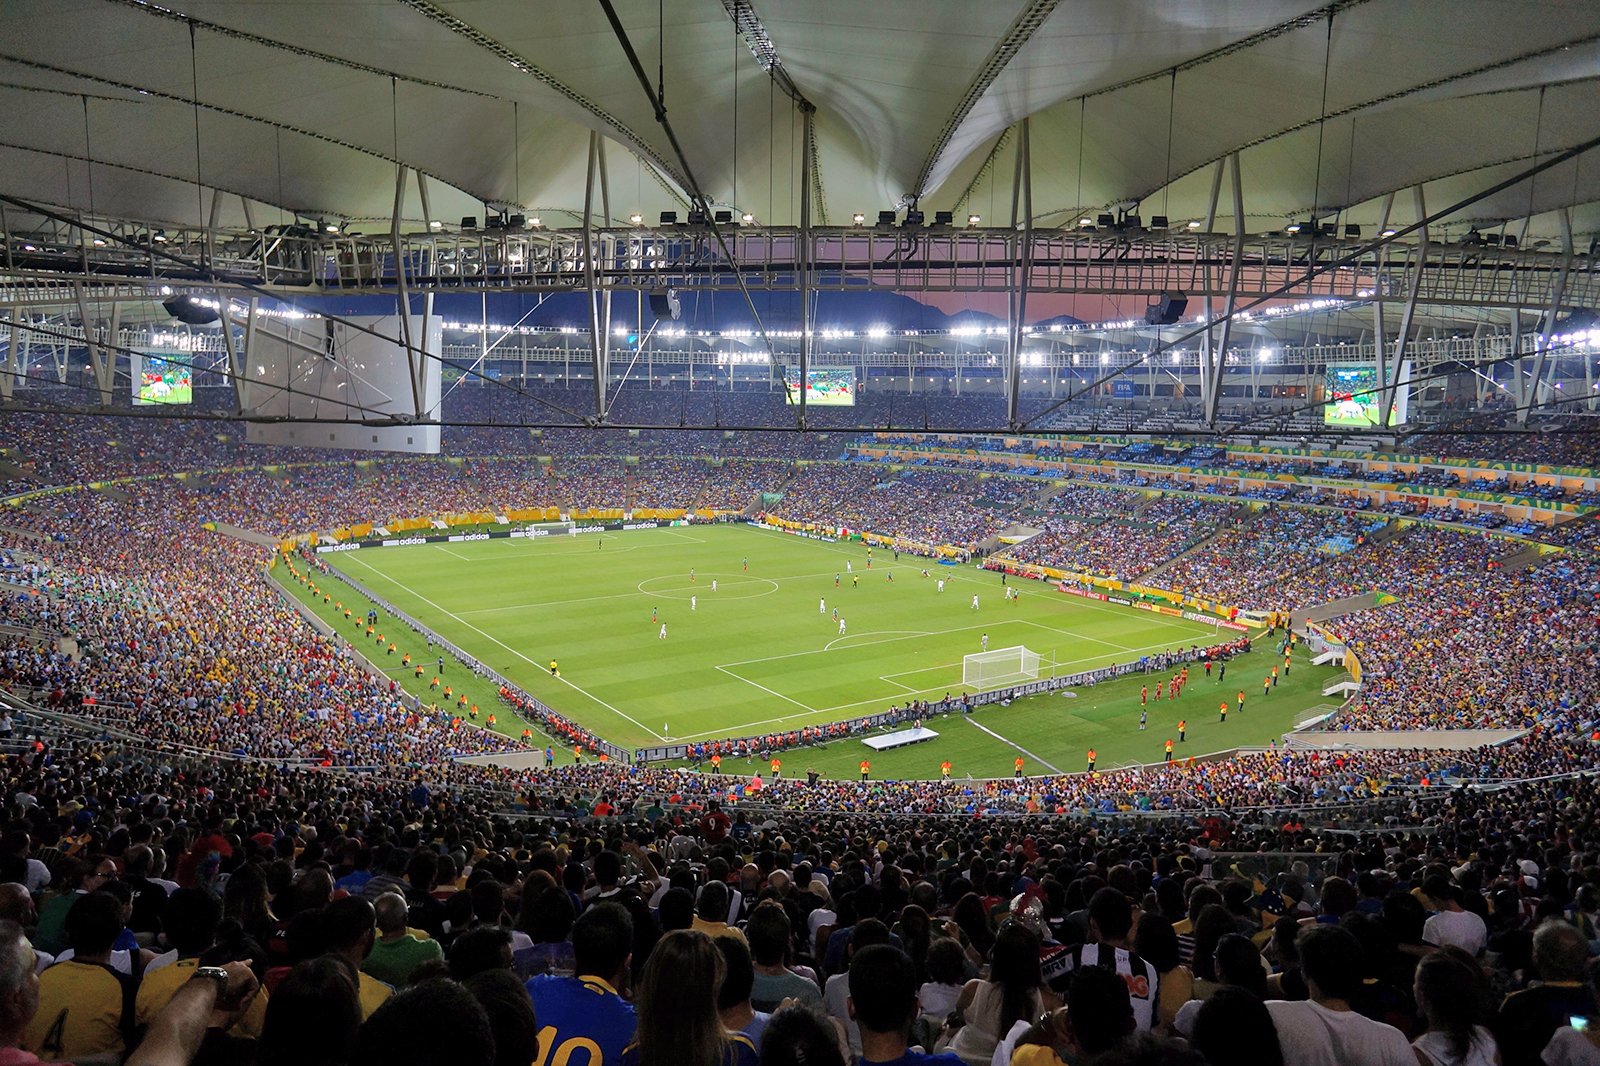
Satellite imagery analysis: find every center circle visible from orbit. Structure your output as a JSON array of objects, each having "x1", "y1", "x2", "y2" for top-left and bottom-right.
[{"x1": 636, "y1": 574, "x2": 780, "y2": 601}]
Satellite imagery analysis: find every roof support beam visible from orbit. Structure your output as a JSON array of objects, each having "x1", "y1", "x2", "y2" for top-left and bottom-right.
[
  {"x1": 72, "y1": 282, "x2": 115, "y2": 406},
  {"x1": 1006, "y1": 118, "x2": 1033, "y2": 432},
  {"x1": 911, "y1": 0, "x2": 1062, "y2": 203},
  {"x1": 1204, "y1": 153, "x2": 1244, "y2": 426},
  {"x1": 583, "y1": 131, "x2": 613, "y2": 424},
  {"x1": 1197, "y1": 158, "x2": 1225, "y2": 423},
  {"x1": 1383, "y1": 187, "x2": 1429, "y2": 429},
  {"x1": 217, "y1": 290, "x2": 245, "y2": 415},
  {"x1": 797, "y1": 109, "x2": 815, "y2": 432},
  {"x1": 391, "y1": 165, "x2": 425, "y2": 419},
  {"x1": 0, "y1": 314, "x2": 22, "y2": 401},
  {"x1": 1523, "y1": 207, "x2": 1575, "y2": 424}
]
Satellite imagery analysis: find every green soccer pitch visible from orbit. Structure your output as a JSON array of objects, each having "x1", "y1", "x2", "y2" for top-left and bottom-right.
[{"x1": 287, "y1": 525, "x2": 1342, "y2": 780}]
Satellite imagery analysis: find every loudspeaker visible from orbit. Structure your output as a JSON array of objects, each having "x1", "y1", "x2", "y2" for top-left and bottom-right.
[
  {"x1": 1143, "y1": 292, "x2": 1188, "y2": 326},
  {"x1": 648, "y1": 290, "x2": 682, "y2": 320},
  {"x1": 163, "y1": 295, "x2": 221, "y2": 326}
]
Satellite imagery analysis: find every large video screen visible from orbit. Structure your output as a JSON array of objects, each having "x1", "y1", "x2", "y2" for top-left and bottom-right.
[
  {"x1": 783, "y1": 367, "x2": 856, "y2": 406},
  {"x1": 135, "y1": 355, "x2": 193, "y2": 406},
  {"x1": 1323, "y1": 363, "x2": 1408, "y2": 427}
]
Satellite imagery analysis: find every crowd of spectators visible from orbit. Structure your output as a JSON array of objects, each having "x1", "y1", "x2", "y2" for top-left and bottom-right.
[{"x1": 4, "y1": 726, "x2": 1600, "y2": 1066}]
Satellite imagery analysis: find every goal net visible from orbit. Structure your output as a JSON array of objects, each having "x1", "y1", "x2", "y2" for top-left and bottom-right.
[{"x1": 963, "y1": 645, "x2": 1040, "y2": 688}]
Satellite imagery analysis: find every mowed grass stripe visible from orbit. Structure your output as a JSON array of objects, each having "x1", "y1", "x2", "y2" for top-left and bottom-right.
[{"x1": 321, "y1": 526, "x2": 1338, "y2": 779}]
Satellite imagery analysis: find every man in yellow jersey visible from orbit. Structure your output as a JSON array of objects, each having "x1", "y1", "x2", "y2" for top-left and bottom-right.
[
  {"x1": 25, "y1": 893, "x2": 133, "y2": 1061},
  {"x1": 136, "y1": 888, "x2": 268, "y2": 1037}
]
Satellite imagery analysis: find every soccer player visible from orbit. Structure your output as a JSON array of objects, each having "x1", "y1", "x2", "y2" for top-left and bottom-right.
[
  {"x1": 852, "y1": 574, "x2": 859, "y2": 588},
  {"x1": 820, "y1": 597, "x2": 826, "y2": 614},
  {"x1": 658, "y1": 624, "x2": 667, "y2": 639},
  {"x1": 550, "y1": 659, "x2": 559, "y2": 677},
  {"x1": 937, "y1": 579, "x2": 944, "y2": 593},
  {"x1": 833, "y1": 607, "x2": 839, "y2": 621},
  {"x1": 835, "y1": 573, "x2": 841, "y2": 587},
  {"x1": 1178, "y1": 719, "x2": 1186, "y2": 741},
  {"x1": 526, "y1": 903, "x2": 638, "y2": 1066},
  {"x1": 1139, "y1": 709, "x2": 1147, "y2": 731},
  {"x1": 887, "y1": 571, "x2": 894, "y2": 582},
  {"x1": 859, "y1": 759, "x2": 870, "y2": 781},
  {"x1": 1165, "y1": 738, "x2": 1174, "y2": 762},
  {"x1": 1086, "y1": 748, "x2": 1096, "y2": 772},
  {"x1": 847, "y1": 560, "x2": 852, "y2": 573},
  {"x1": 711, "y1": 579, "x2": 718, "y2": 593},
  {"x1": 690, "y1": 568, "x2": 696, "y2": 582},
  {"x1": 981, "y1": 633, "x2": 989, "y2": 651},
  {"x1": 742, "y1": 557, "x2": 748, "y2": 571},
  {"x1": 970, "y1": 594, "x2": 979, "y2": 610},
  {"x1": 838, "y1": 618, "x2": 846, "y2": 635},
  {"x1": 691, "y1": 595, "x2": 697, "y2": 611},
  {"x1": 652, "y1": 605, "x2": 658, "y2": 623},
  {"x1": 1140, "y1": 684, "x2": 1148, "y2": 705}
]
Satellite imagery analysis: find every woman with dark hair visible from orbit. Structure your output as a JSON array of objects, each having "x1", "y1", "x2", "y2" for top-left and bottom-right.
[
  {"x1": 1133, "y1": 912, "x2": 1192, "y2": 1034},
  {"x1": 757, "y1": 1002, "x2": 847, "y2": 1066},
  {"x1": 945, "y1": 921, "x2": 1045, "y2": 1066},
  {"x1": 1187, "y1": 905, "x2": 1239, "y2": 989},
  {"x1": 222, "y1": 861, "x2": 276, "y2": 946},
  {"x1": 951, "y1": 893, "x2": 994, "y2": 959},
  {"x1": 620, "y1": 929, "x2": 758, "y2": 1066},
  {"x1": 895, "y1": 904, "x2": 933, "y2": 985},
  {"x1": 257, "y1": 956, "x2": 363, "y2": 1066},
  {"x1": 1413, "y1": 946, "x2": 1499, "y2": 1066},
  {"x1": 1264, "y1": 915, "x2": 1308, "y2": 1000},
  {"x1": 1191, "y1": 986, "x2": 1284, "y2": 1066}
]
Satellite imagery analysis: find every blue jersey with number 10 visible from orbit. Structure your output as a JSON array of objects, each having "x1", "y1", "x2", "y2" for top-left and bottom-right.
[{"x1": 527, "y1": 973, "x2": 638, "y2": 1066}]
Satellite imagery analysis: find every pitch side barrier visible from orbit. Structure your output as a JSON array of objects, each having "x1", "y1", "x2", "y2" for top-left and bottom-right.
[
  {"x1": 310, "y1": 517, "x2": 698, "y2": 554},
  {"x1": 321, "y1": 565, "x2": 634, "y2": 764},
  {"x1": 632, "y1": 635, "x2": 1250, "y2": 763}
]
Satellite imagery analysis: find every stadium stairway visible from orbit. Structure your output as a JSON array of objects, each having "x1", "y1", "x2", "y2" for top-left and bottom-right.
[
  {"x1": 1132, "y1": 506, "x2": 1265, "y2": 586},
  {"x1": 1497, "y1": 542, "x2": 1551, "y2": 571},
  {"x1": 1292, "y1": 592, "x2": 1382, "y2": 629},
  {"x1": 0, "y1": 525, "x2": 49, "y2": 545}
]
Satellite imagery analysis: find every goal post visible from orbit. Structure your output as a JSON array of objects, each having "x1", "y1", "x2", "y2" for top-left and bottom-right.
[{"x1": 962, "y1": 645, "x2": 1040, "y2": 688}]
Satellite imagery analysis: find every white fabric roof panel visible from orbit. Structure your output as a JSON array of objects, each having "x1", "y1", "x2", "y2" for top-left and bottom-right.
[{"x1": 0, "y1": 0, "x2": 1593, "y2": 244}]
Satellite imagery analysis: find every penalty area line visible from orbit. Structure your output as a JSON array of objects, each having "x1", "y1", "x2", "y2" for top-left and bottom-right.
[
  {"x1": 963, "y1": 717, "x2": 1064, "y2": 775},
  {"x1": 343, "y1": 554, "x2": 667, "y2": 742}
]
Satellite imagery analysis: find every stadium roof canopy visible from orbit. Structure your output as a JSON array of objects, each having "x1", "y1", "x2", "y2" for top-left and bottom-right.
[{"x1": 3, "y1": 0, "x2": 1599, "y2": 244}]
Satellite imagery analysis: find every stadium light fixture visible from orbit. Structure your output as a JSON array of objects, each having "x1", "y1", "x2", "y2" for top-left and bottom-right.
[
  {"x1": 92, "y1": 237, "x2": 106, "y2": 247},
  {"x1": 1258, "y1": 347, "x2": 1275, "y2": 361},
  {"x1": 1285, "y1": 221, "x2": 1302, "y2": 234},
  {"x1": 742, "y1": 213, "x2": 755, "y2": 224},
  {"x1": 1187, "y1": 220, "x2": 1201, "y2": 229},
  {"x1": 852, "y1": 212, "x2": 865, "y2": 226},
  {"x1": 1381, "y1": 228, "x2": 1397, "y2": 237},
  {"x1": 967, "y1": 214, "x2": 981, "y2": 227},
  {"x1": 152, "y1": 230, "x2": 168, "y2": 243},
  {"x1": 1079, "y1": 217, "x2": 1093, "y2": 226},
  {"x1": 629, "y1": 212, "x2": 643, "y2": 226}
]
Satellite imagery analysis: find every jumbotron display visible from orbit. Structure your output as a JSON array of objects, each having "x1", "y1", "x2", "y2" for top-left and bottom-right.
[
  {"x1": 1323, "y1": 363, "x2": 1409, "y2": 427},
  {"x1": 783, "y1": 366, "x2": 856, "y2": 406},
  {"x1": 134, "y1": 355, "x2": 193, "y2": 406}
]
